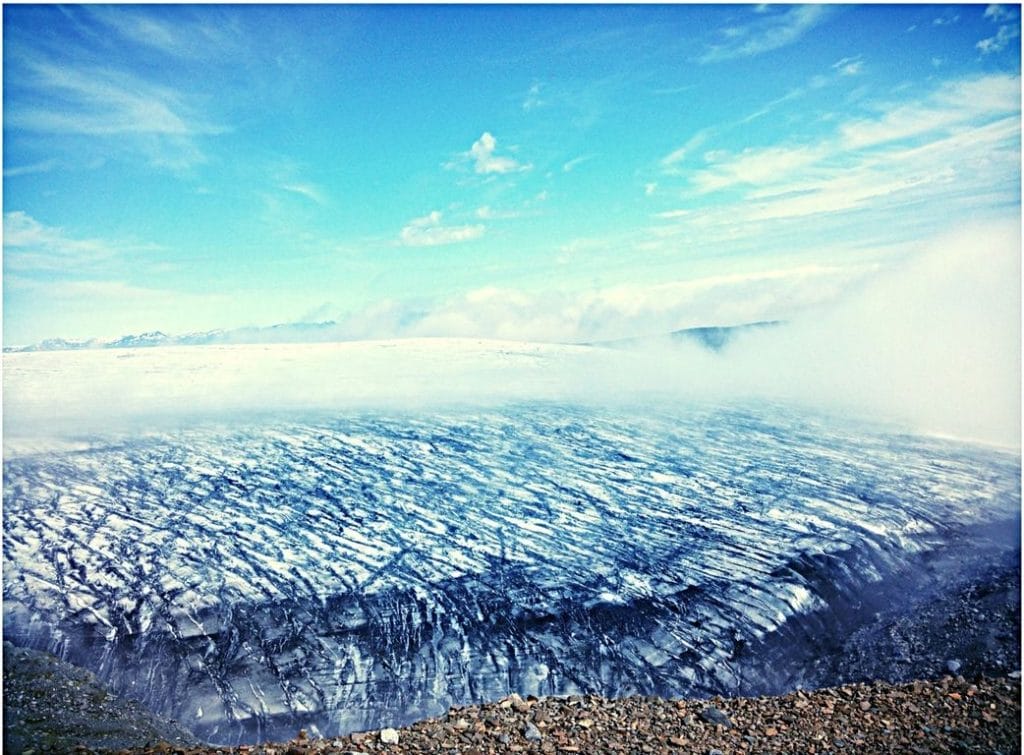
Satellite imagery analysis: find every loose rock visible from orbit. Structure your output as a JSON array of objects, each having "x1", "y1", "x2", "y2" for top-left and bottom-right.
[
  {"x1": 699, "y1": 706, "x2": 733, "y2": 728},
  {"x1": 523, "y1": 722, "x2": 542, "y2": 741}
]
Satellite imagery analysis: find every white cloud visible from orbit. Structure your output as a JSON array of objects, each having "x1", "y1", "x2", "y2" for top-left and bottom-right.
[
  {"x1": 977, "y1": 4, "x2": 1020, "y2": 55},
  {"x1": 649, "y1": 73, "x2": 1020, "y2": 256},
  {"x1": 832, "y1": 56, "x2": 863, "y2": 76},
  {"x1": 977, "y1": 23, "x2": 1020, "y2": 54},
  {"x1": 85, "y1": 5, "x2": 242, "y2": 61},
  {"x1": 475, "y1": 205, "x2": 520, "y2": 220},
  {"x1": 562, "y1": 155, "x2": 592, "y2": 172},
  {"x1": 522, "y1": 82, "x2": 544, "y2": 111},
  {"x1": 3, "y1": 211, "x2": 156, "y2": 273},
  {"x1": 984, "y1": 4, "x2": 1014, "y2": 22},
  {"x1": 6, "y1": 52, "x2": 222, "y2": 168},
  {"x1": 444, "y1": 132, "x2": 531, "y2": 175},
  {"x1": 838, "y1": 74, "x2": 1019, "y2": 149},
  {"x1": 17, "y1": 57, "x2": 221, "y2": 138},
  {"x1": 701, "y1": 5, "x2": 830, "y2": 63},
  {"x1": 644, "y1": 183, "x2": 658, "y2": 196},
  {"x1": 3, "y1": 159, "x2": 58, "y2": 178},
  {"x1": 690, "y1": 145, "x2": 826, "y2": 194},
  {"x1": 688, "y1": 73, "x2": 1015, "y2": 200},
  {"x1": 390, "y1": 263, "x2": 870, "y2": 344},
  {"x1": 465, "y1": 132, "x2": 531, "y2": 175},
  {"x1": 281, "y1": 183, "x2": 327, "y2": 205},
  {"x1": 399, "y1": 211, "x2": 486, "y2": 247},
  {"x1": 932, "y1": 13, "x2": 960, "y2": 26},
  {"x1": 661, "y1": 130, "x2": 710, "y2": 167}
]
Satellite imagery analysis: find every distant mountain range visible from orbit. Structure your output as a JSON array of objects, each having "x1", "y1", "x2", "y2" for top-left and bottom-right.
[
  {"x1": 3, "y1": 320, "x2": 781, "y2": 353},
  {"x1": 3, "y1": 321, "x2": 343, "y2": 353}
]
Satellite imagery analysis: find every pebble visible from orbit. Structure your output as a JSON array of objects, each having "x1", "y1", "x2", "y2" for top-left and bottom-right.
[
  {"x1": 7, "y1": 658, "x2": 1022, "y2": 755},
  {"x1": 946, "y1": 659, "x2": 962, "y2": 674},
  {"x1": 699, "y1": 706, "x2": 733, "y2": 728}
]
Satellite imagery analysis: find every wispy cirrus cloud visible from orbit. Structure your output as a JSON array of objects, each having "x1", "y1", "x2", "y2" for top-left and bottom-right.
[
  {"x1": 3, "y1": 211, "x2": 159, "y2": 274},
  {"x1": 12, "y1": 58, "x2": 210, "y2": 136},
  {"x1": 5, "y1": 5, "x2": 235, "y2": 172},
  {"x1": 399, "y1": 211, "x2": 486, "y2": 247},
  {"x1": 3, "y1": 159, "x2": 58, "y2": 178},
  {"x1": 661, "y1": 130, "x2": 711, "y2": 168},
  {"x1": 562, "y1": 155, "x2": 593, "y2": 172},
  {"x1": 280, "y1": 183, "x2": 328, "y2": 205},
  {"x1": 677, "y1": 74, "x2": 1019, "y2": 198},
  {"x1": 838, "y1": 73, "x2": 1019, "y2": 149},
  {"x1": 932, "y1": 11, "x2": 961, "y2": 26},
  {"x1": 832, "y1": 56, "x2": 864, "y2": 76},
  {"x1": 6, "y1": 51, "x2": 224, "y2": 169},
  {"x1": 701, "y1": 5, "x2": 831, "y2": 63},
  {"x1": 83, "y1": 5, "x2": 242, "y2": 60},
  {"x1": 475, "y1": 205, "x2": 521, "y2": 220},
  {"x1": 650, "y1": 73, "x2": 1020, "y2": 254},
  {"x1": 690, "y1": 145, "x2": 828, "y2": 194}
]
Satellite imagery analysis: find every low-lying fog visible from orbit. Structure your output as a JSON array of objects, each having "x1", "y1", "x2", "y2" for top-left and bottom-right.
[{"x1": 3, "y1": 219, "x2": 1019, "y2": 449}]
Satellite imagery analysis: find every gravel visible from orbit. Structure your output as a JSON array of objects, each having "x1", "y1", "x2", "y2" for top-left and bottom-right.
[
  {"x1": 39, "y1": 675, "x2": 1018, "y2": 755},
  {"x1": 2, "y1": 641, "x2": 198, "y2": 753}
]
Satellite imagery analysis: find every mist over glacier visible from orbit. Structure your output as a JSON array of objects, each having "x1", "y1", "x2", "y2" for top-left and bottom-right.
[{"x1": 4, "y1": 218, "x2": 1019, "y2": 447}]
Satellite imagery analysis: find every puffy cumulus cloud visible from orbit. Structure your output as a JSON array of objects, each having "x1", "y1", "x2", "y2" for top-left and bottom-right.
[
  {"x1": 984, "y1": 4, "x2": 1014, "y2": 22},
  {"x1": 398, "y1": 211, "x2": 486, "y2": 247},
  {"x1": 977, "y1": 4, "x2": 1021, "y2": 54},
  {"x1": 452, "y1": 132, "x2": 531, "y2": 175},
  {"x1": 978, "y1": 23, "x2": 1021, "y2": 54}
]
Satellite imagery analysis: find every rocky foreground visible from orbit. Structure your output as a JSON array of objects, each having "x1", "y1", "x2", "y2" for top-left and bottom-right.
[
  {"x1": 5, "y1": 549, "x2": 1020, "y2": 754},
  {"x1": 4, "y1": 660, "x2": 1021, "y2": 755}
]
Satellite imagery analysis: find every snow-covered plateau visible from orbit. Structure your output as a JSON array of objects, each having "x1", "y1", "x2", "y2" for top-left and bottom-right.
[{"x1": 3, "y1": 339, "x2": 1020, "y2": 744}]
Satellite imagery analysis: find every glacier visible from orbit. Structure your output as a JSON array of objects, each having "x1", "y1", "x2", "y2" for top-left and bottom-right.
[{"x1": 2, "y1": 341, "x2": 1020, "y2": 744}]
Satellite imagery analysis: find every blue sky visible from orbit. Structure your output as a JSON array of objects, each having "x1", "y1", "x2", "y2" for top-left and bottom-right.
[{"x1": 3, "y1": 3, "x2": 1021, "y2": 345}]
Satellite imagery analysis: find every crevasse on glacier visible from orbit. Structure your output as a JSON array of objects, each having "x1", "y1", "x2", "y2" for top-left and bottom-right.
[{"x1": 3, "y1": 404, "x2": 1020, "y2": 744}]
